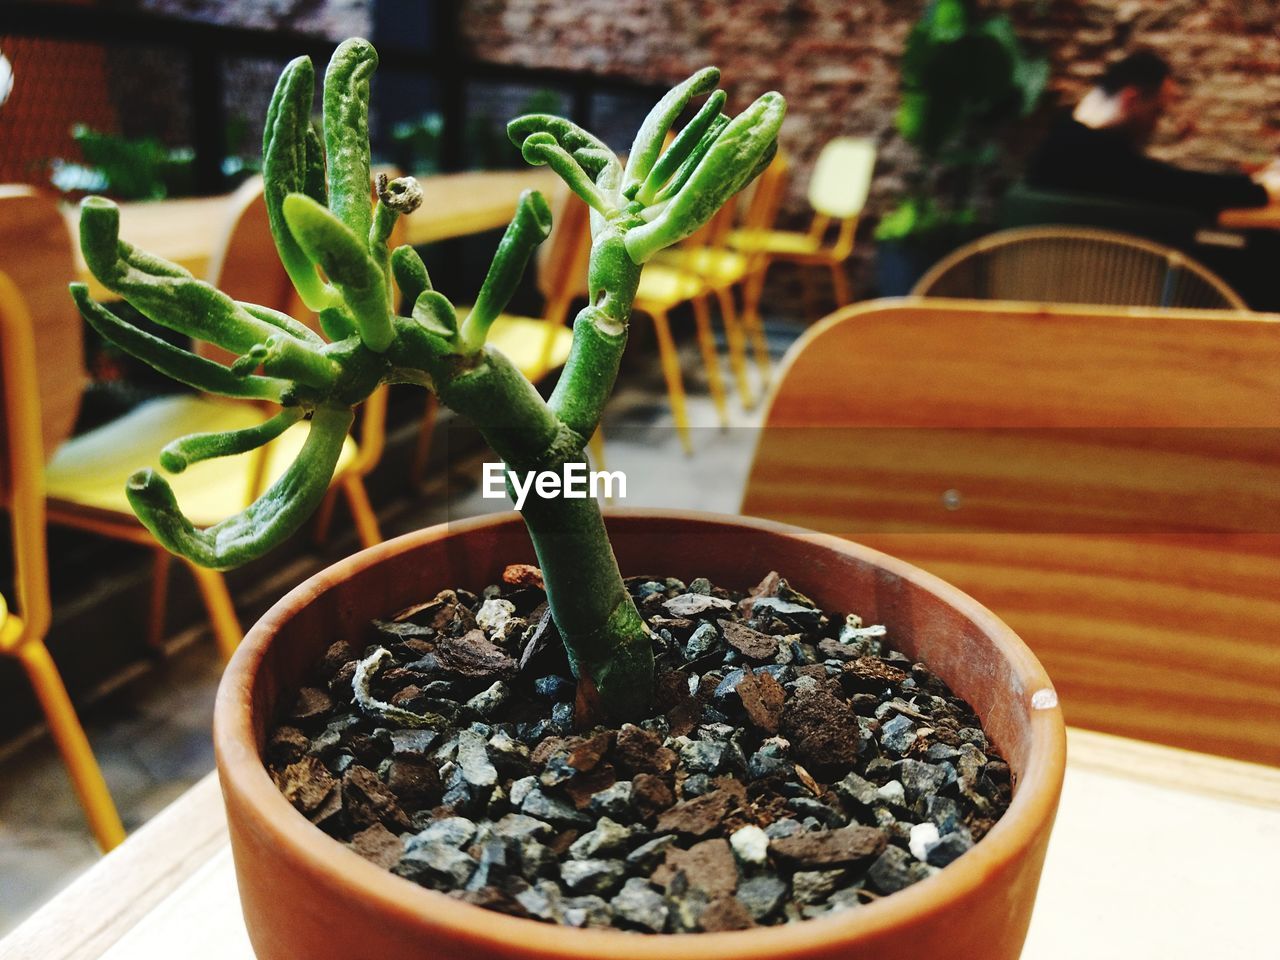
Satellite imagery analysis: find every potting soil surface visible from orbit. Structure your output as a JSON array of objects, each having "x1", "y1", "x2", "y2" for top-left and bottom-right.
[{"x1": 266, "y1": 568, "x2": 1012, "y2": 932}]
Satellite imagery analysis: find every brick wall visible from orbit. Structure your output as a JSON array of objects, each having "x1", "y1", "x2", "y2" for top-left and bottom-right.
[{"x1": 460, "y1": 0, "x2": 1280, "y2": 286}]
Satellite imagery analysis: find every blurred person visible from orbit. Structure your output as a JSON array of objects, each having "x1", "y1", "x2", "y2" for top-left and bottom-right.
[{"x1": 1026, "y1": 50, "x2": 1280, "y2": 215}]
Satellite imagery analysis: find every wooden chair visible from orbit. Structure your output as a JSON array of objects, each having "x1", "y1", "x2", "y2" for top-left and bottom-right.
[
  {"x1": 912, "y1": 226, "x2": 1248, "y2": 310},
  {"x1": 654, "y1": 198, "x2": 764, "y2": 410},
  {"x1": 0, "y1": 183, "x2": 368, "y2": 663},
  {"x1": 729, "y1": 137, "x2": 875, "y2": 320},
  {"x1": 743, "y1": 297, "x2": 1280, "y2": 764},
  {"x1": 409, "y1": 187, "x2": 589, "y2": 485},
  {"x1": 0, "y1": 262, "x2": 125, "y2": 851}
]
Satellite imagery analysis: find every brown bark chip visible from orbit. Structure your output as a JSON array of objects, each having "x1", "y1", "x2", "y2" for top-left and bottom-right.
[
  {"x1": 435, "y1": 629, "x2": 517, "y2": 679},
  {"x1": 658, "y1": 838, "x2": 738, "y2": 898},
  {"x1": 769, "y1": 824, "x2": 887, "y2": 869},
  {"x1": 289, "y1": 686, "x2": 333, "y2": 723},
  {"x1": 782, "y1": 682, "x2": 862, "y2": 772},
  {"x1": 563, "y1": 764, "x2": 618, "y2": 810},
  {"x1": 502, "y1": 563, "x2": 544, "y2": 590},
  {"x1": 614, "y1": 724, "x2": 678, "y2": 777},
  {"x1": 699, "y1": 896, "x2": 757, "y2": 932},
  {"x1": 342, "y1": 765, "x2": 412, "y2": 832},
  {"x1": 719, "y1": 620, "x2": 779, "y2": 661},
  {"x1": 632, "y1": 773, "x2": 676, "y2": 817},
  {"x1": 842, "y1": 656, "x2": 909, "y2": 694},
  {"x1": 656, "y1": 785, "x2": 742, "y2": 838},
  {"x1": 568, "y1": 731, "x2": 614, "y2": 772},
  {"x1": 348, "y1": 823, "x2": 403, "y2": 870},
  {"x1": 275, "y1": 756, "x2": 337, "y2": 817},
  {"x1": 736, "y1": 669, "x2": 785, "y2": 734}
]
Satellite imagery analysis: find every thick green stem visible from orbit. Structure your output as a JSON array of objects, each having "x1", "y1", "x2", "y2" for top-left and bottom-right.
[{"x1": 432, "y1": 347, "x2": 654, "y2": 717}]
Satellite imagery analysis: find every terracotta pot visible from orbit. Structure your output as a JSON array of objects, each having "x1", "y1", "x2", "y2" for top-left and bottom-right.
[{"x1": 214, "y1": 510, "x2": 1066, "y2": 960}]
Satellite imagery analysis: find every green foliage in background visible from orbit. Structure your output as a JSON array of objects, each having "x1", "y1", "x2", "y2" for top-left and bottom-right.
[{"x1": 877, "y1": 0, "x2": 1046, "y2": 242}]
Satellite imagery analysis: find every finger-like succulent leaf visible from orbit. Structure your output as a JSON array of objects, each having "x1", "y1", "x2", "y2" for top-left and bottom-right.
[
  {"x1": 283, "y1": 192, "x2": 393, "y2": 352},
  {"x1": 323, "y1": 38, "x2": 377, "y2": 242},
  {"x1": 391, "y1": 244, "x2": 432, "y2": 305},
  {"x1": 126, "y1": 405, "x2": 354, "y2": 570},
  {"x1": 70, "y1": 284, "x2": 288, "y2": 402},
  {"x1": 263, "y1": 56, "x2": 333, "y2": 310},
  {"x1": 507, "y1": 114, "x2": 620, "y2": 181},
  {"x1": 625, "y1": 91, "x2": 786, "y2": 263},
  {"x1": 622, "y1": 66, "x2": 720, "y2": 192},
  {"x1": 160, "y1": 407, "x2": 306, "y2": 473},
  {"x1": 461, "y1": 190, "x2": 553, "y2": 350}
]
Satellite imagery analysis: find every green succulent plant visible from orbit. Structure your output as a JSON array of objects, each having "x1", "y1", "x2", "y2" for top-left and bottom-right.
[{"x1": 69, "y1": 39, "x2": 785, "y2": 719}]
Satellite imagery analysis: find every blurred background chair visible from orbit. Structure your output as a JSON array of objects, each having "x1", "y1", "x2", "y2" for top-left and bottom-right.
[
  {"x1": 0, "y1": 184, "x2": 373, "y2": 663},
  {"x1": 729, "y1": 137, "x2": 876, "y2": 322},
  {"x1": 632, "y1": 207, "x2": 738, "y2": 453},
  {"x1": 410, "y1": 188, "x2": 588, "y2": 485},
  {"x1": 0, "y1": 266, "x2": 125, "y2": 852},
  {"x1": 912, "y1": 226, "x2": 1247, "y2": 310},
  {"x1": 743, "y1": 297, "x2": 1280, "y2": 765},
  {"x1": 653, "y1": 199, "x2": 758, "y2": 409}
]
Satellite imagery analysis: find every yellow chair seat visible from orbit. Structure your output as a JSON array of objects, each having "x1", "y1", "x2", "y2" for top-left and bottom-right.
[
  {"x1": 728, "y1": 228, "x2": 821, "y2": 257},
  {"x1": 634, "y1": 263, "x2": 706, "y2": 308},
  {"x1": 485, "y1": 313, "x2": 574, "y2": 380},
  {"x1": 0, "y1": 592, "x2": 18, "y2": 652},
  {"x1": 45, "y1": 395, "x2": 358, "y2": 527},
  {"x1": 654, "y1": 248, "x2": 750, "y2": 285}
]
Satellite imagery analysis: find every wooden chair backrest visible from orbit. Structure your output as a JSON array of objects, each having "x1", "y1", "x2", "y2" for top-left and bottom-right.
[
  {"x1": 0, "y1": 270, "x2": 53, "y2": 639},
  {"x1": 741, "y1": 151, "x2": 790, "y2": 233},
  {"x1": 913, "y1": 226, "x2": 1248, "y2": 310},
  {"x1": 0, "y1": 187, "x2": 86, "y2": 462},
  {"x1": 533, "y1": 186, "x2": 592, "y2": 320},
  {"x1": 807, "y1": 137, "x2": 875, "y2": 220},
  {"x1": 743, "y1": 297, "x2": 1280, "y2": 764}
]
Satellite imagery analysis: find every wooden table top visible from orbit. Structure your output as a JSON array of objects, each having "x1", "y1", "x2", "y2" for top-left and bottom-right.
[
  {"x1": 1219, "y1": 200, "x2": 1280, "y2": 230},
  {"x1": 66, "y1": 168, "x2": 560, "y2": 299},
  {"x1": 3, "y1": 728, "x2": 1277, "y2": 960}
]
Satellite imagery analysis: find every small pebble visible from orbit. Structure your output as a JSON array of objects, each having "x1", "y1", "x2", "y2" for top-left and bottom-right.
[
  {"x1": 908, "y1": 821, "x2": 940, "y2": 861},
  {"x1": 729, "y1": 825, "x2": 769, "y2": 865},
  {"x1": 611, "y1": 877, "x2": 668, "y2": 932},
  {"x1": 735, "y1": 874, "x2": 788, "y2": 921},
  {"x1": 560, "y1": 858, "x2": 626, "y2": 897}
]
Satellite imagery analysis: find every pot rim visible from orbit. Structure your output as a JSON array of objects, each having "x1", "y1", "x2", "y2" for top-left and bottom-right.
[{"x1": 214, "y1": 508, "x2": 1066, "y2": 958}]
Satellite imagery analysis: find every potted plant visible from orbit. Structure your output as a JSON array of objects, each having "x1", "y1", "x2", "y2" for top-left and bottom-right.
[
  {"x1": 875, "y1": 0, "x2": 1047, "y2": 295},
  {"x1": 71, "y1": 38, "x2": 1065, "y2": 959}
]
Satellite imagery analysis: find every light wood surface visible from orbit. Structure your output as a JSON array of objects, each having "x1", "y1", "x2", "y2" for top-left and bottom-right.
[
  {"x1": 2, "y1": 729, "x2": 1276, "y2": 960},
  {"x1": 1219, "y1": 200, "x2": 1280, "y2": 230},
  {"x1": 0, "y1": 187, "x2": 86, "y2": 461},
  {"x1": 742, "y1": 298, "x2": 1280, "y2": 765},
  {"x1": 66, "y1": 168, "x2": 560, "y2": 299}
]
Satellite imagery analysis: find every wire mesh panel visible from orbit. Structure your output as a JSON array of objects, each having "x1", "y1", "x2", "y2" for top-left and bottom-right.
[
  {"x1": 0, "y1": 36, "x2": 118, "y2": 185},
  {"x1": 914, "y1": 227, "x2": 1248, "y2": 310}
]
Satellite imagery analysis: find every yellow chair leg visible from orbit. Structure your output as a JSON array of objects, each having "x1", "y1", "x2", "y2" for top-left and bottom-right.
[
  {"x1": 742, "y1": 264, "x2": 773, "y2": 384},
  {"x1": 186, "y1": 563, "x2": 241, "y2": 662},
  {"x1": 691, "y1": 295, "x2": 729, "y2": 428},
  {"x1": 312, "y1": 486, "x2": 339, "y2": 546},
  {"x1": 713, "y1": 285, "x2": 755, "y2": 411},
  {"x1": 410, "y1": 393, "x2": 440, "y2": 489},
  {"x1": 588, "y1": 427, "x2": 607, "y2": 473},
  {"x1": 146, "y1": 548, "x2": 171, "y2": 652},
  {"x1": 830, "y1": 260, "x2": 851, "y2": 306},
  {"x1": 650, "y1": 310, "x2": 693, "y2": 454},
  {"x1": 342, "y1": 476, "x2": 381, "y2": 549},
  {"x1": 17, "y1": 642, "x2": 125, "y2": 852}
]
